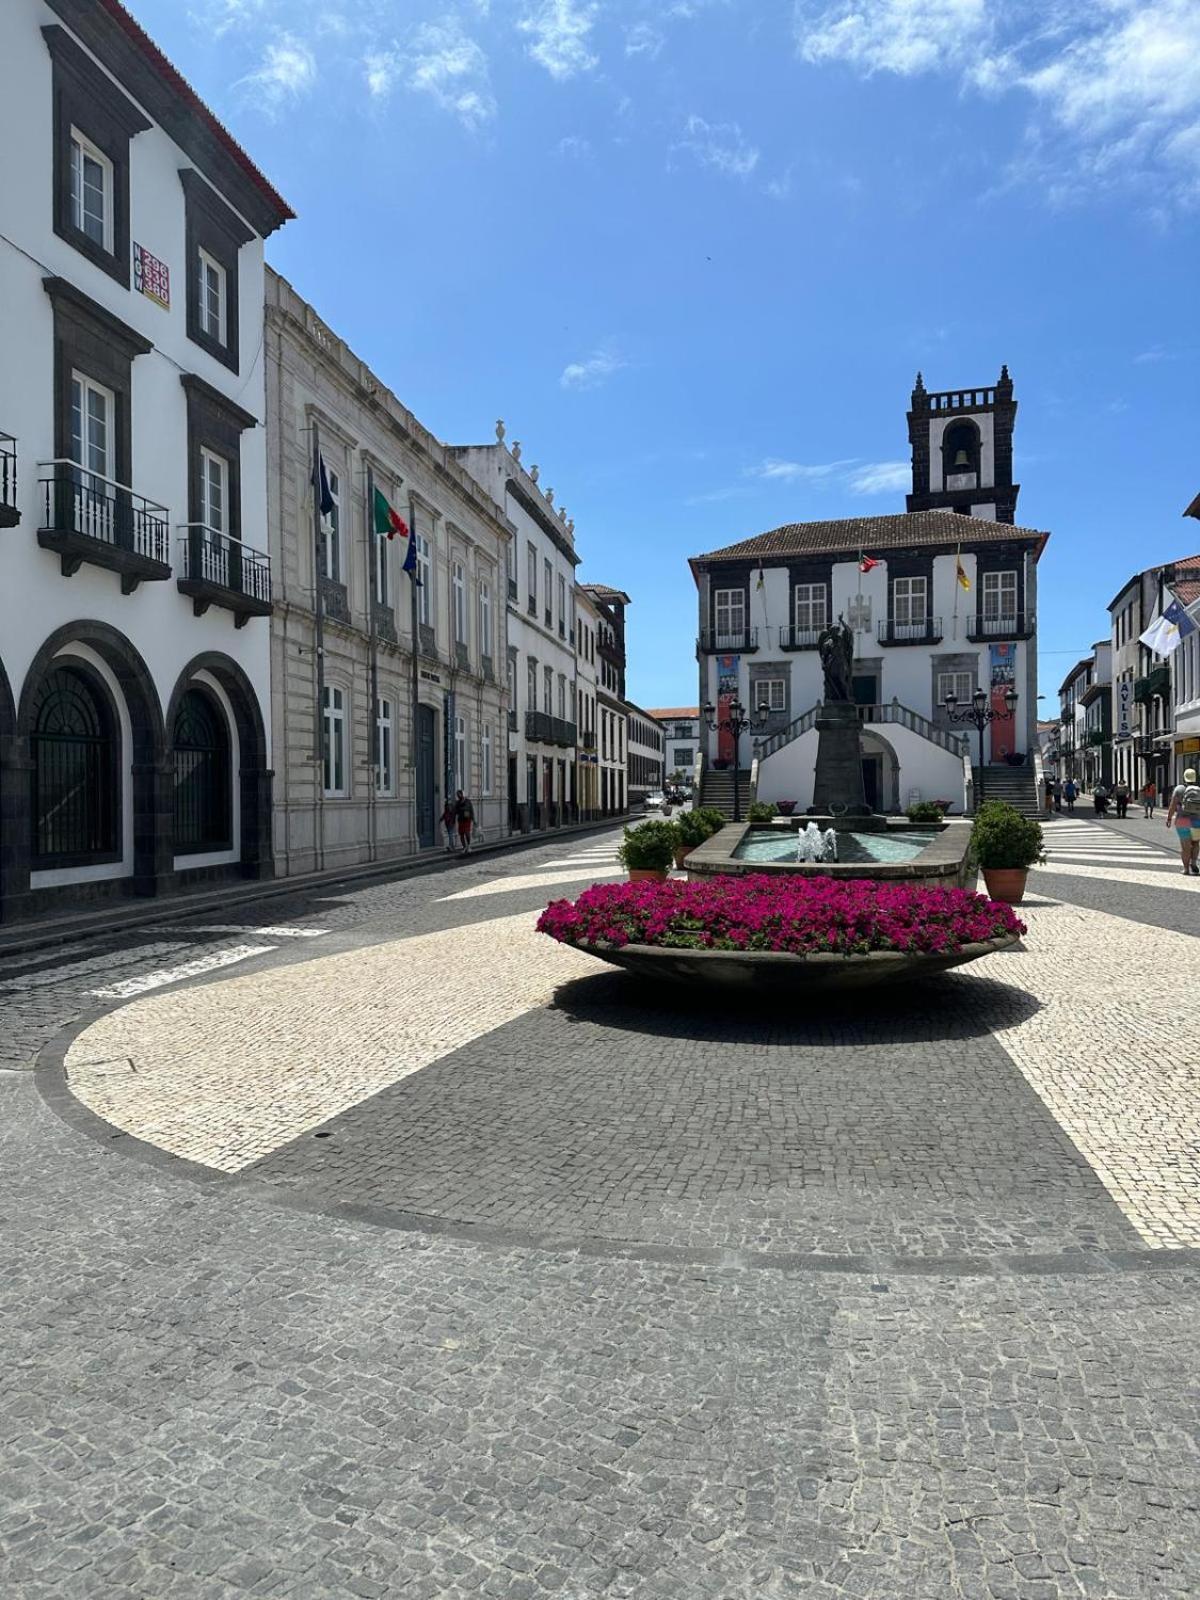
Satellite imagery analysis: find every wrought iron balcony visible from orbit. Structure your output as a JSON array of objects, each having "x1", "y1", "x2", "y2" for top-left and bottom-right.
[
  {"x1": 967, "y1": 610, "x2": 1036, "y2": 642},
  {"x1": 38, "y1": 460, "x2": 170, "y2": 592},
  {"x1": 1134, "y1": 666, "x2": 1170, "y2": 704},
  {"x1": 0, "y1": 432, "x2": 17, "y2": 528},
  {"x1": 698, "y1": 627, "x2": 760, "y2": 654},
  {"x1": 525, "y1": 710, "x2": 577, "y2": 747},
  {"x1": 176, "y1": 524, "x2": 271, "y2": 625},
  {"x1": 778, "y1": 623, "x2": 824, "y2": 651},
  {"x1": 877, "y1": 616, "x2": 943, "y2": 647}
]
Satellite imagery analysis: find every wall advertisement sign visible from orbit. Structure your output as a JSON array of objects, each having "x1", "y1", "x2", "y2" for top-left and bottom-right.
[{"x1": 133, "y1": 243, "x2": 170, "y2": 308}]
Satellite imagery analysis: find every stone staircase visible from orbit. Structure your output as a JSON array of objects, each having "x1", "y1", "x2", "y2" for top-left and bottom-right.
[
  {"x1": 974, "y1": 764, "x2": 1043, "y2": 817},
  {"x1": 699, "y1": 767, "x2": 752, "y2": 819}
]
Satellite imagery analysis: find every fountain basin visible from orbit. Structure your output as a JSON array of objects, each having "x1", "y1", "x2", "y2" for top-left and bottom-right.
[{"x1": 688, "y1": 819, "x2": 975, "y2": 889}]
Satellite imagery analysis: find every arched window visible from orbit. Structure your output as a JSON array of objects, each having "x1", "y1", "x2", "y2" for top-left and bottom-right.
[
  {"x1": 31, "y1": 664, "x2": 118, "y2": 862},
  {"x1": 943, "y1": 420, "x2": 980, "y2": 479},
  {"x1": 174, "y1": 686, "x2": 231, "y2": 851}
]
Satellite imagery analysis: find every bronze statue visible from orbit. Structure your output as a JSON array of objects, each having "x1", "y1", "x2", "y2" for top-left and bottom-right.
[{"x1": 817, "y1": 615, "x2": 854, "y2": 703}]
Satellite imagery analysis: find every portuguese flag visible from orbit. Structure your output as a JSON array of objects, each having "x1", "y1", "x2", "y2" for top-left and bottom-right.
[{"x1": 373, "y1": 486, "x2": 408, "y2": 542}]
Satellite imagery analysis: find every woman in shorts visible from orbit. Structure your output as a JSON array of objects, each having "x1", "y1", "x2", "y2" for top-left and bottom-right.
[{"x1": 1165, "y1": 767, "x2": 1200, "y2": 876}]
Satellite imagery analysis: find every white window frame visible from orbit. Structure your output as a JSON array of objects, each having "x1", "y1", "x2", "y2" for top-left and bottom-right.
[
  {"x1": 892, "y1": 576, "x2": 928, "y2": 629},
  {"x1": 938, "y1": 670, "x2": 973, "y2": 706},
  {"x1": 481, "y1": 724, "x2": 493, "y2": 797},
  {"x1": 527, "y1": 657, "x2": 538, "y2": 711},
  {"x1": 375, "y1": 696, "x2": 394, "y2": 795},
  {"x1": 557, "y1": 675, "x2": 567, "y2": 719},
  {"x1": 197, "y1": 247, "x2": 228, "y2": 345},
  {"x1": 793, "y1": 582, "x2": 827, "y2": 633},
  {"x1": 714, "y1": 588, "x2": 746, "y2": 643},
  {"x1": 557, "y1": 574, "x2": 566, "y2": 633},
  {"x1": 416, "y1": 532, "x2": 432, "y2": 625},
  {"x1": 544, "y1": 665, "x2": 553, "y2": 715},
  {"x1": 760, "y1": 678, "x2": 787, "y2": 713},
  {"x1": 479, "y1": 579, "x2": 493, "y2": 660},
  {"x1": 452, "y1": 560, "x2": 468, "y2": 645},
  {"x1": 200, "y1": 447, "x2": 229, "y2": 540},
  {"x1": 69, "y1": 128, "x2": 113, "y2": 252},
  {"x1": 982, "y1": 570, "x2": 1018, "y2": 622},
  {"x1": 322, "y1": 684, "x2": 347, "y2": 797},
  {"x1": 527, "y1": 542, "x2": 537, "y2": 609},
  {"x1": 322, "y1": 469, "x2": 341, "y2": 582},
  {"x1": 69, "y1": 371, "x2": 114, "y2": 481},
  {"x1": 543, "y1": 559, "x2": 553, "y2": 620}
]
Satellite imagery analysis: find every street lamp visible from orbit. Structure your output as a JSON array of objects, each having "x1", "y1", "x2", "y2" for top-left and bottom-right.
[
  {"x1": 702, "y1": 696, "x2": 769, "y2": 822},
  {"x1": 943, "y1": 685, "x2": 1018, "y2": 807}
]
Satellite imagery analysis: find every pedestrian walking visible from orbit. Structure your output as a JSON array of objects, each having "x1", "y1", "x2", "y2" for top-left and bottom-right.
[
  {"x1": 1063, "y1": 778, "x2": 1077, "y2": 813},
  {"x1": 1165, "y1": 768, "x2": 1200, "y2": 876},
  {"x1": 441, "y1": 797, "x2": 457, "y2": 852},
  {"x1": 1051, "y1": 778, "x2": 1063, "y2": 813},
  {"x1": 454, "y1": 789, "x2": 475, "y2": 853},
  {"x1": 1142, "y1": 780, "x2": 1157, "y2": 818},
  {"x1": 1092, "y1": 782, "x2": 1109, "y2": 817},
  {"x1": 1114, "y1": 779, "x2": 1130, "y2": 819}
]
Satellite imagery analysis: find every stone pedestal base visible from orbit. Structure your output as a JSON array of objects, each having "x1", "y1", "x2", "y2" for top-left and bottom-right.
[{"x1": 811, "y1": 701, "x2": 869, "y2": 816}]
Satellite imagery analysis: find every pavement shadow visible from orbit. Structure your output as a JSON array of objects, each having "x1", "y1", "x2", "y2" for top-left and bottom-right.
[{"x1": 551, "y1": 963, "x2": 1042, "y2": 1047}]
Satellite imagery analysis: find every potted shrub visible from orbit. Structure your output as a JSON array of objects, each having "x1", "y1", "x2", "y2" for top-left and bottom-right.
[
  {"x1": 906, "y1": 800, "x2": 947, "y2": 824},
  {"x1": 674, "y1": 806, "x2": 726, "y2": 867},
  {"x1": 617, "y1": 818, "x2": 680, "y2": 882},
  {"x1": 971, "y1": 800, "x2": 1044, "y2": 904},
  {"x1": 776, "y1": 800, "x2": 797, "y2": 816},
  {"x1": 747, "y1": 801, "x2": 777, "y2": 823}
]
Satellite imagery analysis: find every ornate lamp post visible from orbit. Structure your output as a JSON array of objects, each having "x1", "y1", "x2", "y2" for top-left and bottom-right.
[
  {"x1": 944, "y1": 685, "x2": 1018, "y2": 807},
  {"x1": 702, "y1": 697, "x2": 768, "y2": 822}
]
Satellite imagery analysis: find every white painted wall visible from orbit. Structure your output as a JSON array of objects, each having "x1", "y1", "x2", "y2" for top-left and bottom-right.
[{"x1": 756, "y1": 722, "x2": 969, "y2": 814}]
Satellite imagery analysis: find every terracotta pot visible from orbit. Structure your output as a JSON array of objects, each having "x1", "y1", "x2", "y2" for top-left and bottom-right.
[
  {"x1": 673, "y1": 845, "x2": 694, "y2": 869},
  {"x1": 628, "y1": 867, "x2": 670, "y2": 883},
  {"x1": 981, "y1": 866, "x2": 1028, "y2": 904},
  {"x1": 776, "y1": 801, "x2": 797, "y2": 816}
]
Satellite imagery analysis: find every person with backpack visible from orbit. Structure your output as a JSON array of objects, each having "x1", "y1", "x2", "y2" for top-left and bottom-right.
[
  {"x1": 1165, "y1": 768, "x2": 1200, "y2": 876},
  {"x1": 1063, "y1": 778, "x2": 1077, "y2": 813}
]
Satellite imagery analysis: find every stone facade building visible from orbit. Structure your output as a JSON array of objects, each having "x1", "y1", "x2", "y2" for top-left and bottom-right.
[
  {"x1": 265, "y1": 272, "x2": 510, "y2": 874},
  {"x1": 625, "y1": 704, "x2": 665, "y2": 807},
  {"x1": 1107, "y1": 557, "x2": 1200, "y2": 799},
  {"x1": 583, "y1": 584, "x2": 631, "y2": 816},
  {"x1": 0, "y1": 0, "x2": 291, "y2": 925},
  {"x1": 574, "y1": 586, "x2": 601, "y2": 821}
]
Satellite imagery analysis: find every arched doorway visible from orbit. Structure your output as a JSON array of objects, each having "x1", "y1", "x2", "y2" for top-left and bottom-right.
[
  {"x1": 30, "y1": 663, "x2": 119, "y2": 864},
  {"x1": 173, "y1": 685, "x2": 232, "y2": 854}
]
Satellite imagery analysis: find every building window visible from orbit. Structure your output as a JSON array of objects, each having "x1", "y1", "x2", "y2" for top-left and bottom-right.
[
  {"x1": 793, "y1": 582, "x2": 827, "y2": 632},
  {"x1": 557, "y1": 675, "x2": 567, "y2": 719},
  {"x1": 482, "y1": 724, "x2": 494, "y2": 796},
  {"x1": 527, "y1": 657, "x2": 538, "y2": 711},
  {"x1": 544, "y1": 559, "x2": 553, "y2": 626},
  {"x1": 69, "y1": 130, "x2": 113, "y2": 251},
  {"x1": 70, "y1": 371, "x2": 113, "y2": 483},
  {"x1": 455, "y1": 714, "x2": 467, "y2": 792},
  {"x1": 182, "y1": 375, "x2": 252, "y2": 585},
  {"x1": 544, "y1": 665, "x2": 553, "y2": 715},
  {"x1": 322, "y1": 685, "x2": 346, "y2": 796},
  {"x1": 375, "y1": 697, "x2": 394, "y2": 795},
  {"x1": 760, "y1": 678, "x2": 787, "y2": 712},
  {"x1": 558, "y1": 575, "x2": 566, "y2": 635},
  {"x1": 507, "y1": 653, "x2": 517, "y2": 712},
  {"x1": 174, "y1": 687, "x2": 231, "y2": 852},
  {"x1": 31, "y1": 664, "x2": 118, "y2": 865},
  {"x1": 892, "y1": 576, "x2": 928, "y2": 629},
  {"x1": 180, "y1": 169, "x2": 250, "y2": 372},
  {"x1": 714, "y1": 588, "x2": 746, "y2": 643},
  {"x1": 527, "y1": 542, "x2": 538, "y2": 612},
  {"x1": 452, "y1": 560, "x2": 468, "y2": 644},
  {"x1": 982, "y1": 570, "x2": 1018, "y2": 622},
  {"x1": 416, "y1": 532, "x2": 432, "y2": 624},
  {"x1": 200, "y1": 447, "x2": 228, "y2": 540},
  {"x1": 479, "y1": 580, "x2": 493, "y2": 660},
  {"x1": 374, "y1": 519, "x2": 390, "y2": 607},
  {"x1": 322, "y1": 469, "x2": 341, "y2": 581},
  {"x1": 198, "y1": 249, "x2": 227, "y2": 345},
  {"x1": 938, "y1": 670, "x2": 973, "y2": 706},
  {"x1": 674, "y1": 748, "x2": 694, "y2": 767}
]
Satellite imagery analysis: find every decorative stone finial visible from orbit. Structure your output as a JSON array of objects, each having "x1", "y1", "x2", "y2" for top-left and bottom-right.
[
  {"x1": 529, "y1": 464, "x2": 539, "y2": 483},
  {"x1": 567, "y1": 519, "x2": 575, "y2": 535},
  {"x1": 512, "y1": 440, "x2": 522, "y2": 462},
  {"x1": 495, "y1": 419, "x2": 505, "y2": 442},
  {"x1": 999, "y1": 363, "x2": 1011, "y2": 383},
  {"x1": 545, "y1": 488, "x2": 554, "y2": 506},
  {"x1": 558, "y1": 506, "x2": 567, "y2": 523},
  {"x1": 914, "y1": 370, "x2": 925, "y2": 393}
]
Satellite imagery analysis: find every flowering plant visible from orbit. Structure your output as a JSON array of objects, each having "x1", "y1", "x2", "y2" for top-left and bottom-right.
[{"x1": 538, "y1": 874, "x2": 1024, "y2": 958}]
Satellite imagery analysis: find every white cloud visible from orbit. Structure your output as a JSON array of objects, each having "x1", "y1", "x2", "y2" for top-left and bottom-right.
[
  {"x1": 560, "y1": 348, "x2": 627, "y2": 389},
  {"x1": 519, "y1": 0, "x2": 599, "y2": 80},
  {"x1": 408, "y1": 18, "x2": 496, "y2": 128},
  {"x1": 625, "y1": 21, "x2": 665, "y2": 58},
  {"x1": 557, "y1": 134, "x2": 593, "y2": 158},
  {"x1": 747, "y1": 458, "x2": 858, "y2": 482},
  {"x1": 848, "y1": 460, "x2": 911, "y2": 494},
  {"x1": 796, "y1": 0, "x2": 989, "y2": 76},
  {"x1": 1133, "y1": 345, "x2": 1173, "y2": 364},
  {"x1": 240, "y1": 32, "x2": 316, "y2": 106},
  {"x1": 672, "y1": 115, "x2": 760, "y2": 178}
]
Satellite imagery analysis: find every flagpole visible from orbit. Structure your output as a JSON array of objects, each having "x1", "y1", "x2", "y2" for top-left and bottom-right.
[
  {"x1": 312, "y1": 423, "x2": 326, "y2": 873},
  {"x1": 365, "y1": 462, "x2": 378, "y2": 864},
  {"x1": 408, "y1": 489, "x2": 421, "y2": 853}
]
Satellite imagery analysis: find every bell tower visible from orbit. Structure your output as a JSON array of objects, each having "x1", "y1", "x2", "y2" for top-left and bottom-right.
[{"x1": 906, "y1": 366, "x2": 1018, "y2": 524}]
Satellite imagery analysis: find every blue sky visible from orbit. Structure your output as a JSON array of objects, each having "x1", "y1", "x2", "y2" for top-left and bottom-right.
[{"x1": 129, "y1": 0, "x2": 1200, "y2": 708}]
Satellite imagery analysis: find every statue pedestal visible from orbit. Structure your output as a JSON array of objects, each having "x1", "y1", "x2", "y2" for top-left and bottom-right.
[{"x1": 811, "y1": 701, "x2": 869, "y2": 816}]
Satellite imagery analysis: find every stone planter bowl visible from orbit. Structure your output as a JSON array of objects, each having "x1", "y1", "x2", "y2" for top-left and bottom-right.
[{"x1": 570, "y1": 933, "x2": 1021, "y2": 991}]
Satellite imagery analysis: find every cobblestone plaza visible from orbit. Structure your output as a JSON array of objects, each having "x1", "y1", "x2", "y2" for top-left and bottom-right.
[{"x1": 2, "y1": 817, "x2": 1199, "y2": 1598}]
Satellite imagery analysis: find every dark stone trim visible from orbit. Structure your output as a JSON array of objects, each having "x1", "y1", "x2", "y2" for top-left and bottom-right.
[
  {"x1": 43, "y1": 25, "x2": 149, "y2": 289},
  {"x1": 179, "y1": 372, "x2": 257, "y2": 433},
  {"x1": 505, "y1": 478, "x2": 580, "y2": 565},
  {"x1": 43, "y1": 276, "x2": 152, "y2": 359},
  {"x1": 42, "y1": 0, "x2": 292, "y2": 238},
  {"x1": 182, "y1": 373, "x2": 252, "y2": 550},
  {"x1": 37, "y1": 526, "x2": 171, "y2": 591},
  {"x1": 180, "y1": 169, "x2": 247, "y2": 374}
]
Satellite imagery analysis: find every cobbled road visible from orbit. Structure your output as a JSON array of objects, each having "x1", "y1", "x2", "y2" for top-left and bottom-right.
[{"x1": 1, "y1": 818, "x2": 1198, "y2": 1599}]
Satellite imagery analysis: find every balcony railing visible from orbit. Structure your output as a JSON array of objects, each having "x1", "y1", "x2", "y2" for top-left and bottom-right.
[
  {"x1": 1134, "y1": 666, "x2": 1171, "y2": 704},
  {"x1": 38, "y1": 460, "x2": 170, "y2": 591},
  {"x1": 177, "y1": 524, "x2": 271, "y2": 625},
  {"x1": 967, "y1": 611, "x2": 1036, "y2": 641},
  {"x1": 699, "y1": 627, "x2": 760, "y2": 654},
  {"x1": 877, "y1": 616, "x2": 943, "y2": 646},
  {"x1": 778, "y1": 623, "x2": 824, "y2": 651},
  {"x1": 525, "y1": 710, "x2": 576, "y2": 748},
  {"x1": 0, "y1": 432, "x2": 17, "y2": 527}
]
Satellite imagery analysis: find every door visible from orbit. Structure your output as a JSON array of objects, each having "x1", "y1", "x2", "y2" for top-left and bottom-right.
[
  {"x1": 852, "y1": 672, "x2": 879, "y2": 710},
  {"x1": 861, "y1": 754, "x2": 882, "y2": 812},
  {"x1": 416, "y1": 704, "x2": 436, "y2": 848}
]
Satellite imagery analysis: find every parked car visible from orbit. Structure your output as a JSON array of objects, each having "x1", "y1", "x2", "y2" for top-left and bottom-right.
[{"x1": 644, "y1": 791, "x2": 666, "y2": 811}]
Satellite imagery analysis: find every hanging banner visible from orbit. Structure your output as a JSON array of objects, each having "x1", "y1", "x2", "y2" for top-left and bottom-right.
[
  {"x1": 989, "y1": 642, "x2": 1016, "y2": 761},
  {"x1": 716, "y1": 653, "x2": 739, "y2": 764},
  {"x1": 1117, "y1": 678, "x2": 1134, "y2": 741}
]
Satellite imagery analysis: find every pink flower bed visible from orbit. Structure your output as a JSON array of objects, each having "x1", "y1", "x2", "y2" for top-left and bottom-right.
[{"x1": 538, "y1": 874, "x2": 1025, "y2": 958}]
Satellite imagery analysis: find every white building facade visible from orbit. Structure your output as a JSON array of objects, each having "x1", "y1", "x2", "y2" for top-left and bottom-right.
[
  {"x1": 584, "y1": 585, "x2": 630, "y2": 817},
  {"x1": 265, "y1": 273, "x2": 510, "y2": 874},
  {"x1": 649, "y1": 709, "x2": 701, "y2": 785},
  {"x1": 626, "y1": 705, "x2": 665, "y2": 807},
  {"x1": 0, "y1": 0, "x2": 291, "y2": 923},
  {"x1": 1108, "y1": 558, "x2": 1199, "y2": 799},
  {"x1": 574, "y1": 587, "x2": 601, "y2": 821}
]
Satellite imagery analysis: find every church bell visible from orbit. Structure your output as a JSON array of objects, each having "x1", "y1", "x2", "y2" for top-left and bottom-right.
[{"x1": 952, "y1": 447, "x2": 971, "y2": 469}]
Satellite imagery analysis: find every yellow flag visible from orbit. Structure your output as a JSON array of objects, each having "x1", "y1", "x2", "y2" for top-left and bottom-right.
[{"x1": 956, "y1": 558, "x2": 970, "y2": 591}]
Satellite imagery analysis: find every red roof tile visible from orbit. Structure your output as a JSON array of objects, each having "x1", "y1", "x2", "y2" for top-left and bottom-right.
[{"x1": 693, "y1": 510, "x2": 1049, "y2": 565}]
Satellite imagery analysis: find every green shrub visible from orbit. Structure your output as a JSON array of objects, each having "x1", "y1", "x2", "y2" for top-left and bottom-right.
[
  {"x1": 971, "y1": 800, "x2": 1045, "y2": 870},
  {"x1": 676, "y1": 806, "x2": 727, "y2": 847},
  {"x1": 906, "y1": 800, "x2": 947, "y2": 823},
  {"x1": 747, "y1": 801, "x2": 778, "y2": 823},
  {"x1": 617, "y1": 818, "x2": 680, "y2": 871}
]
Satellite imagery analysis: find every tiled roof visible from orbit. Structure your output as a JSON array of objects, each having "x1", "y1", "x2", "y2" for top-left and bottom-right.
[
  {"x1": 693, "y1": 510, "x2": 1049, "y2": 564},
  {"x1": 647, "y1": 708, "x2": 699, "y2": 721},
  {"x1": 583, "y1": 583, "x2": 631, "y2": 603},
  {"x1": 1169, "y1": 555, "x2": 1200, "y2": 608}
]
